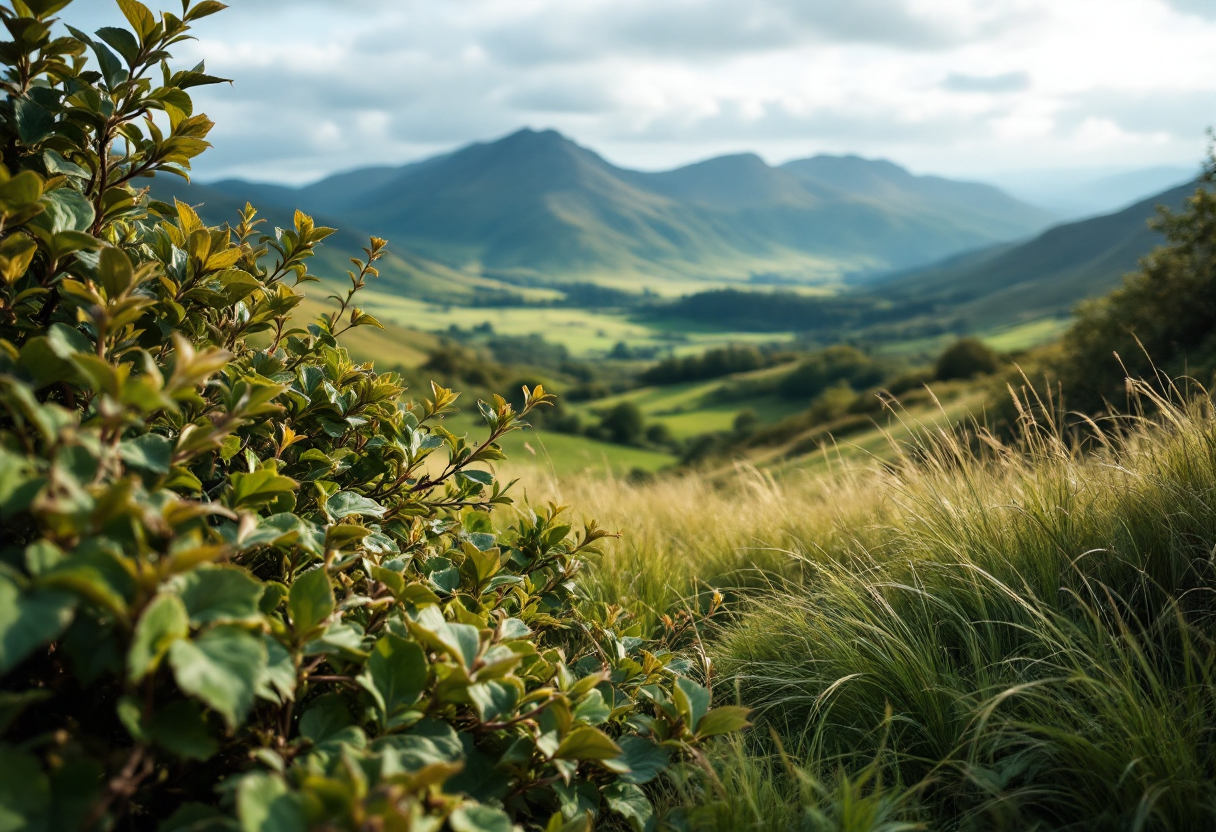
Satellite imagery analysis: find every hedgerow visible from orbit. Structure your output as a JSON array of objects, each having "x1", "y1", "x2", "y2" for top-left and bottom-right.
[{"x1": 0, "y1": 2, "x2": 747, "y2": 830}]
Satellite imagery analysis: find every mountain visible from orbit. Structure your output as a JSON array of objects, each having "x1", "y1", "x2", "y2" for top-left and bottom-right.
[
  {"x1": 147, "y1": 177, "x2": 519, "y2": 306},
  {"x1": 874, "y1": 180, "x2": 1198, "y2": 328},
  {"x1": 989, "y1": 165, "x2": 1197, "y2": 219},
  {"x1": 193, "y1": 128, "x2": 1055, "y2": 289}
]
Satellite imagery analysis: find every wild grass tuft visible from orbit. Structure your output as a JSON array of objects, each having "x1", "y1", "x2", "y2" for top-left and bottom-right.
[{"x1": 522, "y1": 385, "x2": 1216, "y2": 829}]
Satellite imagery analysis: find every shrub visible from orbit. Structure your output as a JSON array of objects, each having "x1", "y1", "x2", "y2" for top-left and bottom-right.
[
  {"x1": 639, "y1": 345, "x2": 767, "y2": 386},
  {"x1": 1053, "y1": 158, "x2": 1216, "y2": 415},
  {"x1": 597, "y1": 402, "x2": 645, "y2": 446},
  {"x1": 778, "y1": 346, "x2": 886, "y2": 401},
  {"x1": 934, "y1": 337, "x2": 1000, "y2": 381},
  {"x1": 0, "y1": 3, "x2": 745, "y2": 831}
]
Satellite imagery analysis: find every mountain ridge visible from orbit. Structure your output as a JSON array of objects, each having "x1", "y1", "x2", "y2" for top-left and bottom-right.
[{"x1": 193, "y1": 128, "x2": 1056, "y2": 288}]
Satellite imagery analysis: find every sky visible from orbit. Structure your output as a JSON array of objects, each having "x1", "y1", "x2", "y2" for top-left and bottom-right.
[{"x1": 70, "y1": 0, "x2": 1216, "y2": 186}]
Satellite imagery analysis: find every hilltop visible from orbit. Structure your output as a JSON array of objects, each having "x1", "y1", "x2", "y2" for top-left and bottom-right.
[{"x1": 181, "y1": 128, "x2": 1054, "y2": 290}]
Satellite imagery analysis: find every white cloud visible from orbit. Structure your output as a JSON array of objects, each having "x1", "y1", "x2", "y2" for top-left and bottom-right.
[{"x1": 63, "y1": 0, "x2": 1216, "y2": 183}]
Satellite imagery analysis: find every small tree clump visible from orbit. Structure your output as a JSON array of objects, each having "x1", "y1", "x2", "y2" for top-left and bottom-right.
[
  {"x1": 934, "y1": 337, "x2": 1001, "y2": 381},
  {"x1": 0, "y1": 2, "x2": 747, "y2": 830}
]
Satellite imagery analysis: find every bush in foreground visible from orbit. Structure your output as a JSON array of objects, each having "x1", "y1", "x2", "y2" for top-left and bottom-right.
[{"x1": 0, "y1": 3, "x2": 745, "y2": 830}]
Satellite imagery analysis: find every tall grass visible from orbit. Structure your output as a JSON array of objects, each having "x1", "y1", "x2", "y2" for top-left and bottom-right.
[{"x1": 517, "y1": 388, "x2": 1216, "y2": 830}]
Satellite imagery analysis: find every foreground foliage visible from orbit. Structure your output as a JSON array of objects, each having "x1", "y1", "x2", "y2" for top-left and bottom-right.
[{"x1": 0, "y1": 2, "x2": 746, "y2": 830}]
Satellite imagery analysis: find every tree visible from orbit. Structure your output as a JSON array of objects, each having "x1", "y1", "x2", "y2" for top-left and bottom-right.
[
  {"x1": 779, "y1": 345, "x2": 886, "y2": 401},
  {"x1": 1053, "y1": 156, "x2": 1216, "y2": 415},
  {"x1": 0, "y1": 3, "x2": 745, "y2": 830},
  {"x1": 600, "y1": 401, "x2": 646, "y2": 445},
  {"x1": 935, "y1": 337, "x2": 1001, "y2": 381}
]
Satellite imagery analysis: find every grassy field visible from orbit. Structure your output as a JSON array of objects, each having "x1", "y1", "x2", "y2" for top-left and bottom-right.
[
  {"x1": 440, "y1": 412, "x2": 676, "y2": 478},
  {"x1": 503, "y1": 385, "x2": 1216, "y2": 829},
  {"x1": 350, "y1": 287, "x2": 796, "y2": 358}
]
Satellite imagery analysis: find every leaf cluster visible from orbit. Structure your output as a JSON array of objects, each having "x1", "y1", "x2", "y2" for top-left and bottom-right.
[{"x1": 0, "y1": 2, "x2": 747, "y2": 831}]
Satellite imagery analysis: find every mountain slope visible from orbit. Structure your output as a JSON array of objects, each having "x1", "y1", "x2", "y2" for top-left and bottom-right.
[
  {"x1": 875, "y1": 180, "x2": 1197, "y2": 328},
  {"x1": 197, "y1": 129, "x2": 1055, "y2": 288},
  {"x1": 148, "y1": 177, "x2": 524, "y2": 306}
]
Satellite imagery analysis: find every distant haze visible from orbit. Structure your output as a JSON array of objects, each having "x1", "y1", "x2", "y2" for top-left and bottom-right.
[{"x1": 65, "y1": 0, "x2": 1216, "y2": 186}]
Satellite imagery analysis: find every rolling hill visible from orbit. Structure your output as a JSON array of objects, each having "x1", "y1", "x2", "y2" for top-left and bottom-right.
[
  {"x1": 189, "y1": 128, "x2": 1054, "y2": 290},
  {"x1": 874, "y1": 180, "x2": 1197, "y2": 329}
]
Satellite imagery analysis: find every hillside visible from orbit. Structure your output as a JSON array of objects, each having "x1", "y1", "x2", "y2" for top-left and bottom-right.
[
  {"x1": 196, "y1": 128, "x2": 1055, "y2": 288},
  {"x1": 147, "y1": 177, "x2": 537, "y2": 305},
  {"x1": 874, "y1": 179, "x2": 1196, "y2": 328}
]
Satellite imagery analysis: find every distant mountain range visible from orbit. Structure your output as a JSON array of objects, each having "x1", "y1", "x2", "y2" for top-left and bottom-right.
[
  {"x1": 873, "y1": 179, "x2": 1197, "y2": 329},
  {"x1": 155, "y1": 128, "x2": 1054, "y2": 294},
  {"x1": 990, "y1": 165, "x2": 1198, "y2": 219}
]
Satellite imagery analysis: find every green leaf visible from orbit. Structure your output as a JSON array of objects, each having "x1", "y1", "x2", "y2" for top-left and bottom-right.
[
  {"x1": 116, "y1": 0, "x2": 156, "y2": 39},
  {"x1": 411, "y1": 616, "x2": 481, "y2": 671},
  {"x1": 13, "y1": 96, "x2": 55, "y2": 145},
  {"x1": 323, "y1": 524, "x2": 369, "y2": 550},
  {"x1": 299, "y1": 695, "x2": 354, "y2": 745},
  {"x1": 31, "y1": 185, "x2": 94, "y2": 234},
  {"x1": 467, "y1": 680, "x2": 520, "y2": 723},
  {"x1": 613, "y1": 737, "x2": 670, "y2": 785},
  {"x1": 128, "y1": 593, "x2": 189, "y2": 682},
  {"x1": 360, "y1": 634, "x2": 427, "y2": 719},
  {"x1": 228, "y1": 468, "x2": 297, "y2": 511},
  {"x1": 326, "y1": 490, "x2": 386, "y2": 520},
  {"x1": 449, "y1": 804, "x2": 513, "y2": 832},
  {"x1": 161, "y1": 803, "x2": 240, "y2": 832},
  {"x1": 288, "y1": 567, "x2": 333, "y2": 636},
  {"x1": 97, "y1": 246, "x2": 134, "y2": 298},
  {"x1": 256, "y1": 635, "x2": 296, "y2": 704},
  {"x1": 0, "y1": 746, "x2": 50, "y2": 832},
  {"x1": 673, "y1": 676, "x2": 711, "y2": 732},
  {"x1": 168, "y1": 626, "x2": 266, "y2": 729},
  {"x1": 605, "y1": 783, "x2": 654, "y2": 832},
  {"x1": 554, "y1": 726, "x2": 621, "y2": 761},
  {"x1": 175, "y1": 566, "x2": 263, "y2": 625},
  {"x1": 236, "y1": 772, "x2": 304, "y2": 832},
  {"x1": 0, "y1": 574, "x2": 76, "y2": 674},
  {"x1": 573, "y1": 688, "x2": 611, "y2": 726},
  {"x1": 118, "y1": 433, "x2": 173, "y2": 474},
  {"x1": 146, "y1": 700, "x2": 219, "y2": 761},
  {"x1": 695, "y1": 705, "x2": 752, "y2": 738},
  {"x1": 95, "y1": 26, "x2": 140, "y2": 65}
]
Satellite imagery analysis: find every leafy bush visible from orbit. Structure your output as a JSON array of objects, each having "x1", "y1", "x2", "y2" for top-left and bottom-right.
[
  {"x1": 594, "y1": 402, "x2": 646, "y2": 446},
  {"x1": 0, "y1": 3, "x2": 745, "y2": 831},
  {"x1": 777, "y1": 346, "x2": 886, "y2": 401},
  {"x1": 933, "y1": 337, "x2": 1000, "y2": 381},
  {"x1": 1053, "y1": 158, "x2": 1216, "y2": 415},
  {"x1": 638, "y1": 345, "x2": 769, "y2": 387}
]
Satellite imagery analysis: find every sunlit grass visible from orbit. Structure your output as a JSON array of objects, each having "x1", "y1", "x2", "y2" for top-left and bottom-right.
[{"x1": 519, "y1": 385, "x2": 1216, "y2": 829}]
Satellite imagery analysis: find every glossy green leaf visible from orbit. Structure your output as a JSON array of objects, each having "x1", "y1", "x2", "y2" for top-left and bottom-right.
[
  {"x1": 175, "y1": 565, "x2": 264, "y2": 625},
  {"x1": 169, "y1": 626, "x2": 266, "y2": 729},
  {"x1": 236, "y1": 773, "x2": 304, "y2": 832},
  {"x1": 605, "y1": 783, "x2": 654, "y2": 832},
  {"x1": 554, "y1": 726, "x2": 621, "y2": 761},
  {"x1": 288, "y1": 567, "x2": 333, "y2": 636},
  {"x1": 0, "y1": 574, "x2": 76, "y2": 673},
  {"x1": 127, "y1": 593, "x2": 189, "y2": 682},
  {"x1": 449, "y1": 804, "x2": 513, "y2": 832},
  {"x1": 613, "y1": 737, "x2": 670, "y2": 785},
  {"x1": 695, "y1": 705, "x2": 752, "y2": 738},
  {"x1": 361, "y1": 634, "x2": 427, "y2": 719},
  {"x1": 673, "y1": 676, "x2": 711, "y2": 732},
  {"x1": 326, "y1": 490, "x2": 387, "y2": 520}
]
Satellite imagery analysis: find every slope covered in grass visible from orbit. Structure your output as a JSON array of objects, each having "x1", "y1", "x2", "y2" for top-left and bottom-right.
[{"x1": 530, "y1": 389, "x2": 1216, "y2": 829}]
